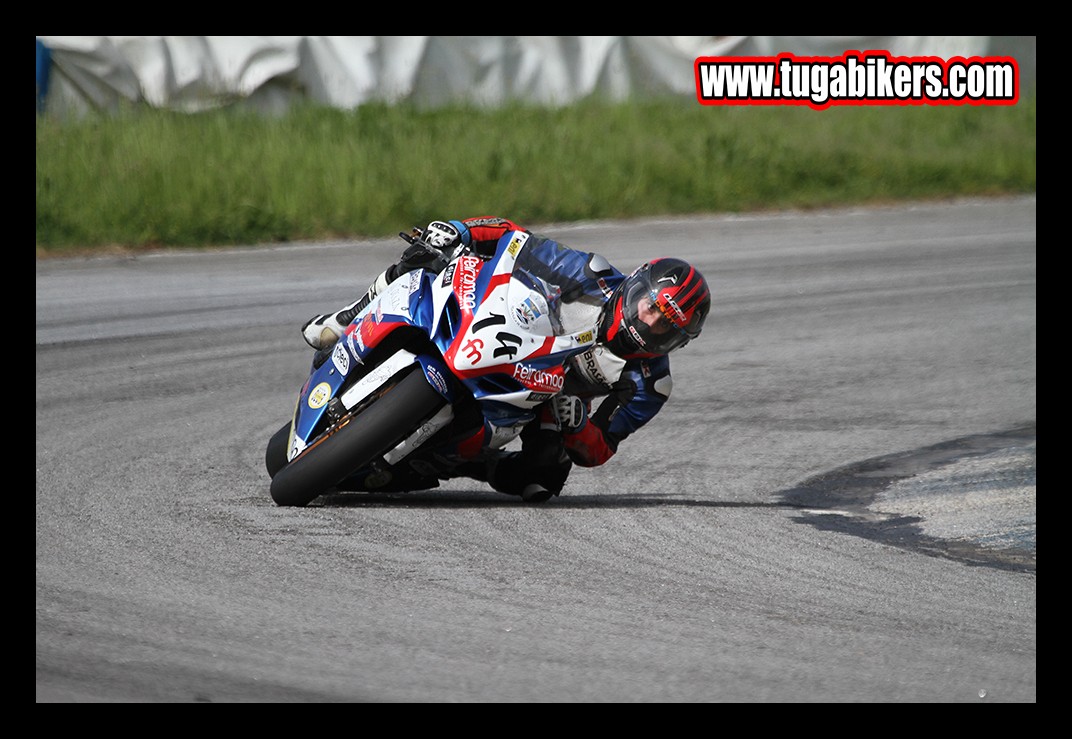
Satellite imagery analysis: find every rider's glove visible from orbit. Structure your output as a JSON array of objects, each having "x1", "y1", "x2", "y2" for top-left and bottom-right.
[
  {"x1": 553, "y1": 394, "x2": 588, "y2": 433},
  {"x1": 397, "y1": 242, "x2": 442, "y2": 272},
  {"x1": 422, "y1": 220, "x2": 461, "y2": 251},
  {"x1": 396, "y1": 220, "x2": 461, "y2": 275}
]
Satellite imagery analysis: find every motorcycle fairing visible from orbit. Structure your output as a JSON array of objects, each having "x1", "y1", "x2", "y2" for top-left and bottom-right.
[{"x1": 286, "y1": 229, "x2": 598, "y2": 461}]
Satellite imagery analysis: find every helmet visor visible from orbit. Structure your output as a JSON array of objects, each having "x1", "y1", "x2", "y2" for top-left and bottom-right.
[{"x1": 619, "y1": 272, "x2": 695, "y2": 354}]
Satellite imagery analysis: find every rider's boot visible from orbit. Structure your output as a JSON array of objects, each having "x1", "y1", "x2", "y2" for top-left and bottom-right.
[
  {"x1": 301, "y1": 268, "x2": 395, "y2": 350},
  {"x1": 481, "y1": 428, "x2": 572, "y2": 502}
]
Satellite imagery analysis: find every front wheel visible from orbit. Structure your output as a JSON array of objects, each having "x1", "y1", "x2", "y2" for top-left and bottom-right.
[
  {"x1": 265, "y1": 422, "x2": 290, "y2": 479},
  {"x1": 269, "y1": 366, "x2": 445, "y2": 507}
]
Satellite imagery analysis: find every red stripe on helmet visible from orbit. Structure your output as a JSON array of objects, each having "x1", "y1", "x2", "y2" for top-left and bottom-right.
[{"x1": 604, "y1": 293, "x2": 626, "y2": 341}]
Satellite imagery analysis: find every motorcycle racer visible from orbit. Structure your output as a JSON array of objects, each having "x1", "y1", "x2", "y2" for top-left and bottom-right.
[{"x1": 300, "y1": 217, "x2": 711, "y2": 501}]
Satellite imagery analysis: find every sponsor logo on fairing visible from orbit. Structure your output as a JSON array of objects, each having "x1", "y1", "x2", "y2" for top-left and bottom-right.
[
  {"x1": 308, "y1": 382, "x2": 332, "y2": 409},
  {"x1": 506, "y1": 232, "x2": 528, "y2": 256},
  {"x1": 513, "y1": 363, "x2": 565, "y2": 392},
  {"x1": 526, "y1": 391, "x2": 555, "y2": 403},
  {"x1": 331, "y1": 343, "x2": 350, "y2": 374},
  {"x1": 359, "y1": 313, "x2": 376, "y2": 346},
  {"x1": 461, "y1": 337, "x2": 484, "y2": 364},
  {"x1": 514, "y1": 296, "x2": 543, "y2": 327},
  {"x1": 455, "y1": 255, "x2": 482, "y2": 310},
  {"x1": 425, "y1": 364, "x2": 449, "y2": 395},
  {"x1": 346, "y1": 330, "x2": 365, "y2": 357}
]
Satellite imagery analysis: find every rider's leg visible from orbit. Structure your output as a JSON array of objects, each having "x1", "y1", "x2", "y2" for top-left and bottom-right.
[
  {"x1": 300, "y1": 224, "x2": 457, "y2": 350},
  {"x1": 440, "y1": 406, "x2": 572, "y2": 502},
  {"x1": 301, "y1": 268, "x2": 395, "y2": 350}
]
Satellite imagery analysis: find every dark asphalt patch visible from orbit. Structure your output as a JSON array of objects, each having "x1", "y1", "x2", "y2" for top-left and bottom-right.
[{"x1": 779, "y1": 424, "x2": 1036, "y2": 574}]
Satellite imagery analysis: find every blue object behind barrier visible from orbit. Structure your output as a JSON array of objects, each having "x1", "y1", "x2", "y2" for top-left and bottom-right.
[{"x1": 36, "y1": 38, "x2": 51, "y2": 114}]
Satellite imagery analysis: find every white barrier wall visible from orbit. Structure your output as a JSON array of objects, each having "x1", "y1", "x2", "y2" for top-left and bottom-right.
[{"x1": 36, "y1": 36, "x2": 1036, "y2": 118}]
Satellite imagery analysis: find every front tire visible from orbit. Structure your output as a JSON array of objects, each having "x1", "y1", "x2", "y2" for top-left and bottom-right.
[
  {"x1": 269, "y1": 366, "x2": 445, "y2": 507},
  {"x1": 265, "y1": 423, "x2": 290, "y2": 478}
]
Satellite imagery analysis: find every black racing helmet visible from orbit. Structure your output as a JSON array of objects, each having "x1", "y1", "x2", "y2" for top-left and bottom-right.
[{"x1": 600, "y1": 258, "x2": 711, "y2": 356}]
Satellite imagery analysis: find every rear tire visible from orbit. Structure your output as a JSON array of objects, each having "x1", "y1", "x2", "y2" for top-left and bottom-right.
[{"x1": 269, "y1": 366, "x2": 445, "y2": 507}]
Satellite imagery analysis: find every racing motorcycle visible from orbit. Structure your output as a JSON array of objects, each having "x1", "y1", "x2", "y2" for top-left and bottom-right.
[{"x1": 265, "y1": 227, "x2": 599, "y2": 507}]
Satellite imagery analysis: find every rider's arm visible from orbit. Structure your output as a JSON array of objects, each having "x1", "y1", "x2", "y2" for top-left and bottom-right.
[
  {"x1": 562, "y1": 357, "x2": 672, "y2": 467},
  {"x1": 456, "y1": 217, "x2": 528, "y2": 256}
]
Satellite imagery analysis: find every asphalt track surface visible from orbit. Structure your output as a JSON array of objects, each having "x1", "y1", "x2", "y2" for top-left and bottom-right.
[{"x1": 36, "y1": 197, "x2": 1036, "y2": 703}]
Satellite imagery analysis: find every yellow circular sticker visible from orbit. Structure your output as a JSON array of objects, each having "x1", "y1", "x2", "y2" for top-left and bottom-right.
[{"x1": 308, "y1": 382, "x2": 332, "y2": 409}]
